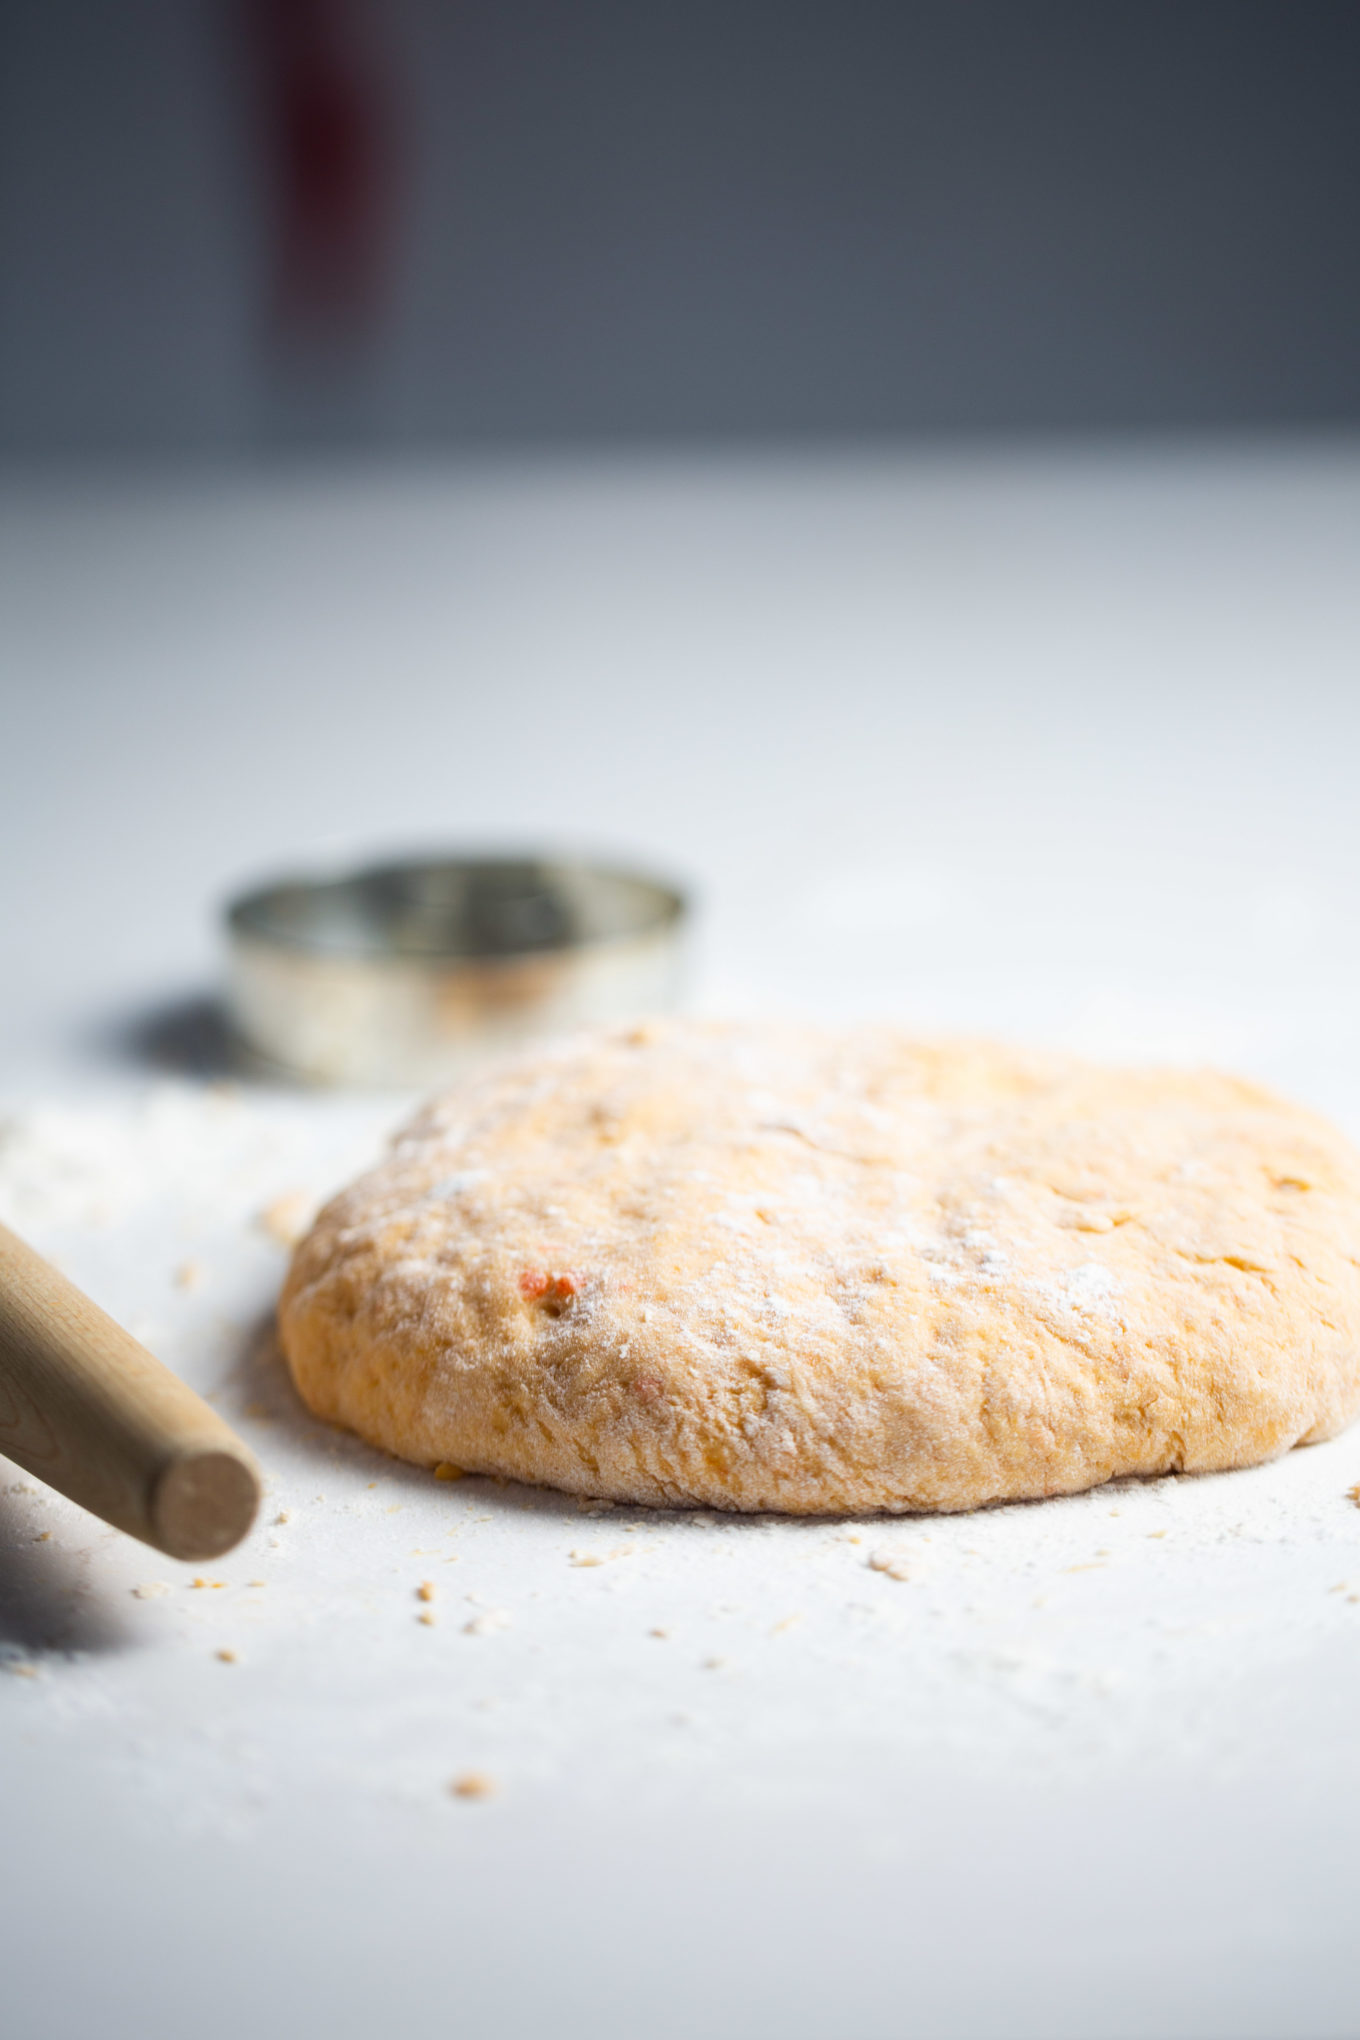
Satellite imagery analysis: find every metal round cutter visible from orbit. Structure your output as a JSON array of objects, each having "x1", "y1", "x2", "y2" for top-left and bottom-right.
[{"x1": 225, "y1": 854, "x2": 688, "y2": 1087}]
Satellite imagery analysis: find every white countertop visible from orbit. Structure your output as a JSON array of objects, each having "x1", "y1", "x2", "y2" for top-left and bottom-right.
[{"x1": 4, "y1": 441, "x2": 1360, "y2": 2040}]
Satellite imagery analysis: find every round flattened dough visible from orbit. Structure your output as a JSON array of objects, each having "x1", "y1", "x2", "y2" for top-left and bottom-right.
[{"x1": 278, "y1": 1021, "x2": 1360, "y2": 1514}]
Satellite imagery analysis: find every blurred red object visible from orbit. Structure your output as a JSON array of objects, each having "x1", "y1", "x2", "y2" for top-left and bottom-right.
[{"x1": 241, "y1": 0, "x2": 399, "y2": 344}]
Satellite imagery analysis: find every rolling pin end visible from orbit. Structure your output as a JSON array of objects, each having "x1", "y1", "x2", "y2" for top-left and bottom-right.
[{"x1": 150, "y1": 1448, "x2": 261, "y2": 1561}]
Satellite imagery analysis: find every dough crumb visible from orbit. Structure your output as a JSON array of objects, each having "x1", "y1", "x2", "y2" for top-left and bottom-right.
[
  {"x1": 463, "y1": 1610, "x2": 511, "y2": 1636},
  {"x1": 771, "y1": 1613, "x2": 804, "y2": 1633},
  {"x1": 215, "y1": 1648, "x2": 238, "y2": 1663},
  {"x1": 418, "y1": 1611, "x2": 437, "y2": 1626},
  {"x1": 434, "y1": 1463, "x2": 464, "y2": 1481},
  {"x1": 257, "y1": 1191, "x2": 314, "y2": 1247},
  {"x1": 1348, "y1": 1483, "x2": 1360, "y2": 1505},
  {"x1": 132, "y1": 1582, "x2": 170, "y2": 1599},
  {"x1": 450, "y1": 1771, "x2": 496, "y2": 1799},
  {"x1": 867, "y1": 1551, "x2": 918, "y2": 1582},
  {"x1": 173, "y1": 1259, "x2": 203, "y2": 1290},
  {"x1": 417, "y1": 1580, "x2": 436, "y2": 1602},
  {"x1": 191, "y1": 1576, "x2": 227, "y2": 1589},
  {"x1": 649, "y1": 1626, "x2": 670, "y2": 1639}
]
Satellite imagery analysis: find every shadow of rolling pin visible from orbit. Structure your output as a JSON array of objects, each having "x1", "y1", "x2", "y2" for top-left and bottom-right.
[{"x1": 0, "y1": 1221, "x2": 260, "y2": 1560}]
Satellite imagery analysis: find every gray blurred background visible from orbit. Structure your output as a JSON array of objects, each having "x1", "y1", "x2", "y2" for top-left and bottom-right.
[{"x1": 3, "y1": 0, "x2": 1359, "y2": 460}]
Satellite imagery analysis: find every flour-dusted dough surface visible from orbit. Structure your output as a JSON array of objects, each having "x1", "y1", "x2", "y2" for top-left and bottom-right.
[{"x1": 278, "y1": 1022, "x2": 1360, "y2": 1513}]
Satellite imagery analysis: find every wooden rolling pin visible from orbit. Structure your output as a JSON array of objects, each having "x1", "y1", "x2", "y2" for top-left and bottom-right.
[{"x1": 0, "y1": 1221, "x2": 260, "y2": 1560}]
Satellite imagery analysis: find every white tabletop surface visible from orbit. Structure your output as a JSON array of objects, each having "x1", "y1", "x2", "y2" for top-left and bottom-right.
[{"x1": 4, "y1": 441, "x2": 1360, "y2": 2040}]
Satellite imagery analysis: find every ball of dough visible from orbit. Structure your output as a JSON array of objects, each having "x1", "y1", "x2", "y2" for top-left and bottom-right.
[{"x1": 278, "y1": 1022, "x2": 1360, "y2": 1513}]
